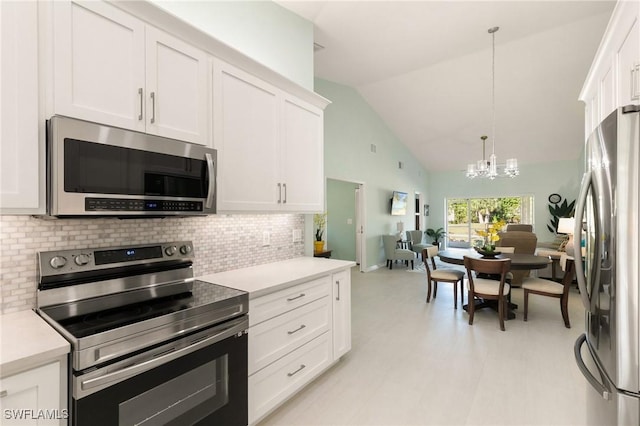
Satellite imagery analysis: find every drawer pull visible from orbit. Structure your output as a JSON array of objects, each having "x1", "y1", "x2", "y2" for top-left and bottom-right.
[
  {"x1": 287, "y1": 324, "x2": 306, "y2": 335},
  {"x1": 287, "y1": 364, "x2": 306, "y2": 377},
  {"x1": 0, "y1": 390, "x2": 7, "y2": 398},
  {"x1": 286, "y1": 293, "x2": 306, "y2": 302}
]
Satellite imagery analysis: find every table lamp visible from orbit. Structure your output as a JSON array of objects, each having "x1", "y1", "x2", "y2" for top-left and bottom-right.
[{"x1": 557, "y1": 217, "x2": 575, "y2": 257}]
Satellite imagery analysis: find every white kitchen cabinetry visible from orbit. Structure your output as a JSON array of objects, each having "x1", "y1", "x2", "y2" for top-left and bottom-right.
[
  {"x1": 332, "y1": 269, "x2": 352, "y2": 359},
  {"x1": 0, "y1": 361, "x2": 66, "y2": 426},
  {"x1": 53, "y1": 1, "x2": 209, "y2": 145},
  {"x1": 213, "y1": 59, "x2": 326, "y2": 213},
  {"x1": 0, "y1": 1, "x2": 43, "y2": 213},
  {"x1": 580, "y1": 1, "x2": 640, "y2": 134}
]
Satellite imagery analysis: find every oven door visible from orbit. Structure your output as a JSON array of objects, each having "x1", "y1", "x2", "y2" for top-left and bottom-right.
[{"x1": 72, "y1": 317, "x2": 247, "y2": 426}]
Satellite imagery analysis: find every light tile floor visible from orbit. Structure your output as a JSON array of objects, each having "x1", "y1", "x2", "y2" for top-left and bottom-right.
[{"x1": 259, "y1": 264, "x2": 588, "y2": 426}]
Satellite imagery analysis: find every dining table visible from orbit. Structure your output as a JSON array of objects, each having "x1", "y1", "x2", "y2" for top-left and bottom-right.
[{"x1": 437, "y1": 248, "x2": 552, "y2": 319}]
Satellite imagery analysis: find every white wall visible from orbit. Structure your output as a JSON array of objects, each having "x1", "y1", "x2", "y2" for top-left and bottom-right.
[{"x1": 149, "y1": 0, "x2": 314, "y2": 90}]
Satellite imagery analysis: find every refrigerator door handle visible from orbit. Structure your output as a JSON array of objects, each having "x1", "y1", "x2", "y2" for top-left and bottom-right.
[
  {"x1": 574, "y1": 333, "x2": 612, "y2": 400},
  {"x1": 574, "y1": 172, "x2": 593, "y2": 311}
]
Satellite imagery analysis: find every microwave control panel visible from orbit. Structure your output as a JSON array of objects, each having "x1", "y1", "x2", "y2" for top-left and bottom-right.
[{"x1": 85, "y1": 198, "x2": 204, "y2": 212}]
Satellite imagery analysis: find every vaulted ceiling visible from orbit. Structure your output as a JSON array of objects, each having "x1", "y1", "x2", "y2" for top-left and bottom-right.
[{"x1": 275, "y1": 1, "x2": 616, "y2": 172}]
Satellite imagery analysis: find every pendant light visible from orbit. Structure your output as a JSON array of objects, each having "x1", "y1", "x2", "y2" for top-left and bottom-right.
[{"x1": 466, "y1": 26, "x2": 519, "y2": 179}]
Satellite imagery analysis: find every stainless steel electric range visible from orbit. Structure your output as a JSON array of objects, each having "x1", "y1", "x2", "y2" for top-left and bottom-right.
[{"x1": 36, "y1": 241, "x2": 248, "y2": 426}]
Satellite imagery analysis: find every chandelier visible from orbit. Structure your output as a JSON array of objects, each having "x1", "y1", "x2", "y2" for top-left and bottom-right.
[{"x1": 466, "y1": 27, "x2": 519, "y2": 179}]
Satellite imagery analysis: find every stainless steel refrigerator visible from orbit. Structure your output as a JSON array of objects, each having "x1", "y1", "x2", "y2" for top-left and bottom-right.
[{"x1": 574, "y1": 105, "x2": 640, "y2": 426}]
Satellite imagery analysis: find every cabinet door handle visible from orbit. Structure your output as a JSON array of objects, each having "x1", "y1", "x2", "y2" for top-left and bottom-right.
[
  {"x1": 287, "y1": 364, "x2": 306, "y2": 377},
  {"x1": 150, "y1": 91, "x2": 156, "y2": 124},
  {"x1": 286, "y1": 293, "x2": 305, "y2": 302},
  {"x1": 632, "y1": 64, "x2": 640, "y2": 101},
  {"x1": 287, "y1": 324, "x2": 306, "y2": 335},
  {"x1": 138, "y1": 88, "x2": 143, "y2": 120},
  {"x1": 0, "y1": 390, "x2": 7, "y2": 398},
  {"x1": 336, "y1": 280, "x2": 341, "y2": 301},
  {"x1": 283, "y1": 183, "x2": 287, "y2": 204},
  {"x1": 277, "y1": 183, "x2": 282, "y2": 204}
]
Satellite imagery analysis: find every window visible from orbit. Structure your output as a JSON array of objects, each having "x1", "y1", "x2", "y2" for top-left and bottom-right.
[{"x1": 446, "y1": 196, "x2": 534, "y2": 248}]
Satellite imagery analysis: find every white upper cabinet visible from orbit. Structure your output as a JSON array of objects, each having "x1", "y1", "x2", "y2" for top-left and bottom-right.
[
  {"x1": 616, "y1": 13, "x2": 639, "y2": 108},
  {"x1": 280, "y1": 96, "x2": 324, "y2": 212},
  {"x1": 145, "y1": 26, "x2": 209, "y2": 144},
  {"x1": 581, "y1": 1, "x2": 640, "y2": 134},
  {"x1": 214, "y1": 59, "x2": 326, "y2": 213},
  {"x1": 214, "y1": 60, "x2": 280, "y2": 211},
  {"x1": 0, "y1": 0, "x2": 43, "y2": 213},
  {"x1": 53, "y1": 1, "x2": 210, "y2": 145}
]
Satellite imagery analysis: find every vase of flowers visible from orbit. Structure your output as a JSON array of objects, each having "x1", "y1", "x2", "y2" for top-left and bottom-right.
[
  {"x1": 475, "y1": 220, "x2": 506, "y2": 258},
  {"x1": 313, "y1": 213, "x2": 327, "y2": 252}
]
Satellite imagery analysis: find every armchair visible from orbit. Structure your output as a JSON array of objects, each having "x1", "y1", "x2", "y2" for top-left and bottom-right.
[
  {"x1": 382, "y1": 235, "x2": 414, "y2": 269},
  {"x1": 405, "y1": 230, "x2": 429, "y2": 259}
]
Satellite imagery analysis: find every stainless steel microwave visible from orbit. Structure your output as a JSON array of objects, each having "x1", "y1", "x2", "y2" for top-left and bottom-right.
[{"x1": 46, "y1": 116, "x2": 216, "y2": 217}]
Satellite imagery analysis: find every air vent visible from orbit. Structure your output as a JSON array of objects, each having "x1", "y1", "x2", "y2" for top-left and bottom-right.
[{"x1": 313, "y1": 42, "x2": 325, "y2": 52}]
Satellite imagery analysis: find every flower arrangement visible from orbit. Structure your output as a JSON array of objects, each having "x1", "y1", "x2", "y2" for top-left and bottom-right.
[
  {"x1": 475, "y1": 220, "x2": 506, "y2": 252},
  {"x1": 313, "y1": 213, "x2": 327, "y2": 242}
]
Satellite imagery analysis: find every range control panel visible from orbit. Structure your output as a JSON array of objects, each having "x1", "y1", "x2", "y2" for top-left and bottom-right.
[{"x1": 38, "y1": 241, "x2": 194, "y2": 277}]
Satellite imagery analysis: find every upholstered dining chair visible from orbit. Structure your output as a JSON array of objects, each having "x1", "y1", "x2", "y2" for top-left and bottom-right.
[
  {"x1": 382, "y1": 235, "x2": 414, "y2": 269},
  {"x1": 406, "y1": 230, "x2": 429, "y2": 259},
  {"x1": 423, "y1": 246, "x2": 466, "y2": 309},
  {"x1": 521, "y1": 255, "x2": 575, "y2": 328},
  {"x1": 464, "y1": 256, "x2": 512, "y2": 331}
]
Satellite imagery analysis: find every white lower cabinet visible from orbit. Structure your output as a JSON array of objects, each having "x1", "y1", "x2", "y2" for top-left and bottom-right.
[
  {"x1": 248, "y1": 332, "x2": 332, "y2": 424},
  {"x1": 332, "y1": 270, "x2": 352, "y2": 360},
  {"x1": 247, "y1": 267, "x2": 352, "y2": 425},
  {"x1": 0, "y1": 360, "x2": 67, "y2": 426}
]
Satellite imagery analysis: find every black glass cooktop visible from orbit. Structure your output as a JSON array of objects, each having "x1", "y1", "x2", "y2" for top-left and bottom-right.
[{"x1": 41, "y1": 280, "x2": 246, "y2": 339}]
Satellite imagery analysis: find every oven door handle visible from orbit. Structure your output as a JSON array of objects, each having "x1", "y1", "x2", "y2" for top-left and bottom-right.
[{"x1": 80, "y1": 317, "x2": 246, "y2": 393}]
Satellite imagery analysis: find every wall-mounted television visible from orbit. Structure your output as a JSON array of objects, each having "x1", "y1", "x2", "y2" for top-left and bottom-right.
[{"x1": 390, "y1": 191, "x2": 408, "y2": 215}]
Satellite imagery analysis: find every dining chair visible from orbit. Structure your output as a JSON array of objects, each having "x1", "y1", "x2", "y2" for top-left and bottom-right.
[
  {"x1": 464, "y1": 256, "x2": 512, "y2": 331},
  {"x1": 423, "y1": 246, "x2": 466, "y2": 309},
  {"x1": 521, "y1": 256, "x2": 575, "y2": 328}
]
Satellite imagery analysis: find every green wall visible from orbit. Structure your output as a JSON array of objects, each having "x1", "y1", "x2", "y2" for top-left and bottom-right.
[
  {"x1": 315, "y1": 78, "x2": 430, "y2": 270},
  {"x1": 426, "y1": 158, "x2": 583, "y2": 244},
  {"x1": 326, "y1": 179, "x2": 358, "y2": 261}
]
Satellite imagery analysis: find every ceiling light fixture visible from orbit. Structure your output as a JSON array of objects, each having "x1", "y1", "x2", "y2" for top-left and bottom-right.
[{"x1": 466, "y1": 26, "x2": 519, "y2": 180}]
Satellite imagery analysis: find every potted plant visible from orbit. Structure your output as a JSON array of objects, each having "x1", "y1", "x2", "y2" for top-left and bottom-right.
[
  {"x1": 425, "y1": 227, "x2": 445, "y2": 248},
  {"x1": 313, "y1": 213, "x2": 327, "y2": 252},
  {"x1": 474, "y1": 220, "x2": 506, "y2": 257}
]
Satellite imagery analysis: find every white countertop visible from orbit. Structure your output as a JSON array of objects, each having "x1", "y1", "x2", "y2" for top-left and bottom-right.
[
  {"x1": 198, "y1": 257, "x2": 356, "y2": 298},
  {"x1": 1, "y1": 310, "x2": 70, "y2": 377}
]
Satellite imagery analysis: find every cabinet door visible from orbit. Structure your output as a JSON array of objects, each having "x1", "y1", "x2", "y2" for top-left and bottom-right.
[
  {"x1": 0, "y1": 362, "x2": 64, "y2": 426},
  {"x1": 53, "y1": 1, "x2": 146, "y2": 132},
  {"x1": 214, "y1": 60, "x2": 280, "y2": 211},
  {"x1": 280, "y1": 96, "x2": 324, "y2": 212},
  {"x1": 145, "y1": 27, "x2": 210, "y2": 145},
  {"x1": 0, "y1": 0, "x2": 42, "y2": 212},
  {"x1": 332, "y1": 269, "x2": 352, "y2": 359},
  {"x1": 616, "y1": 14, "x2": 639, "y2": 107}
]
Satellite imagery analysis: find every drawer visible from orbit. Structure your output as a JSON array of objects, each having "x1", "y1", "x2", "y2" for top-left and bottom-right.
[
  {"x1": 248, "y1": 296, "x2": 330, "y2": 375},
  {"x1": 248, "y1": 332, "x2": 332, "y2": 425},
  {"x1": 249, "y1": 276, "x2": 331, "y2": 326}
]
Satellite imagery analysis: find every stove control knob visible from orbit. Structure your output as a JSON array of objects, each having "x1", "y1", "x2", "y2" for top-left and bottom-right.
[
  {"x1": 180, "y1": 244, "x2": 192, "y2": 255},
  {"x1": 74, "y1": 254, "x2": 91, "y2": 266},
  {"x1": 49, "y1": 256, "x2": 67, "y2": 269},
  {"x1": 165, "y1": 246, "x2": 177, "y2": 256}
]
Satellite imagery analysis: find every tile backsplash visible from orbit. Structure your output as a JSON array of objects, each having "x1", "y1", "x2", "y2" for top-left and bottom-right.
[{"x1": 0, "y1": 214, "x2": 305, "y2": 314}]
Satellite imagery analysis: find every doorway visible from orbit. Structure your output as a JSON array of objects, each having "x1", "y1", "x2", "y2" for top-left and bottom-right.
[{"x1": 326, "y1": 178, "x2": 365, "y2": 272}]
